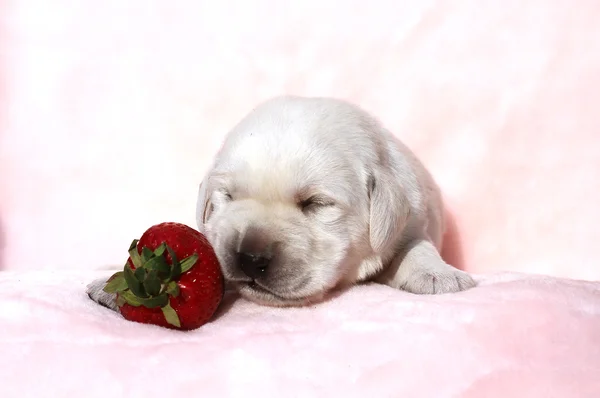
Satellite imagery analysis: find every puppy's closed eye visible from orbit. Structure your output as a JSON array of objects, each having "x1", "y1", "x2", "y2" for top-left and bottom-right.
[
  {"x1": 221, "y1": 189, "x2": 233, "y2": 202},
  {"x1": 298, "y1": 195, "x2": 335, "y2": 213},
  {"x1": 214, "y1": 188, "x2": 233, "y2": 203},
  {"x1": 206, "y1": 189, "x2": 232, "y2": 221}
]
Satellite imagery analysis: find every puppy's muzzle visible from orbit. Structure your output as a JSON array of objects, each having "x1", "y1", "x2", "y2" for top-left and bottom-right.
[{"x1": 236, "y1": 226, "x2": 277, "y2": 280}]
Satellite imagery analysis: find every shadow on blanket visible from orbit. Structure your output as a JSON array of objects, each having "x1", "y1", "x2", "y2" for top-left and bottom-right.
[{"x1": 441, "y1": 207, "x2": 466, "y2": 272}]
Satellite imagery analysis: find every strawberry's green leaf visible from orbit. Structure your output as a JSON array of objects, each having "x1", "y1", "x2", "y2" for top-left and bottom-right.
[
  {"x1": 138, "y1": 293, "x2": 169, "y2": 308},
  {"x1": 167, "y1": 246, "x2": 181, "y2": 280},
  {"x1": 143, "y1": 271, "x2": 161, "y2": 296},
  {"x1": 128, "y1": 240, "x2": 143, "y2": 269},
  {"x1": 180, "y1": 253, "x2": 198, "y2": 274},
  {"x1": 145, "y1": 256, "x2": 170, "y2": 280},
  {"x1": 161, "y1": 302, "x2": 181, "y2": 328},
  {"x1": 103, "y1": 272, "x2": 127, "y2": 293},
  {"x1": 141, "y1": 247, "x2": 154, "y2": 264},
  {"x1": 134, "y1": 267, "x2": 146, "y2": 283},
  {"x1": 166, "y1": 245, "x2": 179, "y2": 264},
  {"x1": 165, "y1": 281, "x2": 180, "y2": 297},
  {"x1": 171, "y1": 262, "x2": 181, "y2": 280},
  {"x1": 120, "y1": 290, "x2": 144, "y2": 307},
  {"x1": 128, "y1": 239, "x2": 139, "y2": 251},
  {"x1": 106, "y1": 271, "x2": 123, "y2": 283},
  {"x1": 124, "y1": 264, "x2": 147, "y2": 298},
  {"x1": 116, "y1": 294, "x2": 126, "y2": 307},
  {"x1": 153, "y1": 243, "x2": 167, "y2": 257}
]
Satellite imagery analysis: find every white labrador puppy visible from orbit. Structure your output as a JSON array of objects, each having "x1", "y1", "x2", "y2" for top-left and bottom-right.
[{"x1": 87, "y1": 96, "x2": 475, "y2": 310}]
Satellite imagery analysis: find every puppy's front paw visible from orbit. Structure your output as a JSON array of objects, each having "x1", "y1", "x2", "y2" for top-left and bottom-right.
[
  {"x1": 402, "y1": 267, "x2": 476, "y2": 295},
  {"x1": 86, "y1": 277, "x2": 119, "y2": 312}
]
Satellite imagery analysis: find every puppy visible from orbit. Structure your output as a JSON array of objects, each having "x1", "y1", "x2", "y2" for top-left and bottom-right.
[{"x1": 87, "y1": 96, "x2": 475, "y2": 310}]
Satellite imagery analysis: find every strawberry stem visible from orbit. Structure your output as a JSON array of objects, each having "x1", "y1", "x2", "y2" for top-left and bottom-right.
[{"x1": 102, "y1": 239, "x2": 200, "y2": 328}]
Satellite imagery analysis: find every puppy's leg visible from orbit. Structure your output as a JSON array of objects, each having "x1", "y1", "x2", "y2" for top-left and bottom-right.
[
  {"x1": 86, "y1": 278, "x2": 119, "y2": 312},
  {"x1": 378, "y1": 239, "x2": 476, "y2": 294}
]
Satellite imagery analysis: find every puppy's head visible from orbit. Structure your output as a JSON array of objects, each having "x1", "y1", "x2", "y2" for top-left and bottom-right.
[
  {"x1": 197, "y1": 164, "x2": 363, "y2": 306},
  {"x1": 196, "y1": 97, "x2": 409, "y2": 306}
]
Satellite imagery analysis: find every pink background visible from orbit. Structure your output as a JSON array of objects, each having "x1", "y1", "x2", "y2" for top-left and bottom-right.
[{"x1": 1, "y1": 0, "x2": 599, "y2": 281}]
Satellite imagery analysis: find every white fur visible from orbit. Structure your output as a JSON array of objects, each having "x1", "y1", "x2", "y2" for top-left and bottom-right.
[{"x1": 195, "y1": 96, "x2": 476, "y2": 306}]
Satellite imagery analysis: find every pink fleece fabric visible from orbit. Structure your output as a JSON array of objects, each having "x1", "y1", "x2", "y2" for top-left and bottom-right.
[
  {"x1": 0, "y1": 270, "x2": 599, "y2": 397},
  {"x1": 2, "y1": 0, "x2": 600, "y2": 396}
]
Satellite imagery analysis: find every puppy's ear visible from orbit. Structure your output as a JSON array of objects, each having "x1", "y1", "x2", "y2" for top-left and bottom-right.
[
  {"x1": 195, "y1": 177, "x2": 213, "y2": 231},
  {"x1": 368, "y1": 168, "x2": 410, "y2": 254}
]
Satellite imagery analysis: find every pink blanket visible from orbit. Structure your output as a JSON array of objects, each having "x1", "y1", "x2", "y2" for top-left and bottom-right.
[{"x1": 1, "y1": 270, "x2": 599, "y2": 397}]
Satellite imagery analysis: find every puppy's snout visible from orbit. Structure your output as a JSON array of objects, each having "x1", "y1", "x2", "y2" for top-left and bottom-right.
[
  {"x1": 237, "y1": 226, "x2": 274, "y2": 279},
  {"x1": 238, "y1": 252, "x2": 270, "y2": 279}
]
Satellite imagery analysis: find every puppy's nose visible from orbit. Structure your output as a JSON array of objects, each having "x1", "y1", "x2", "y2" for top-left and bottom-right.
[{"x1": 238, "y1": 252, "x2": 270, "y2": 279}]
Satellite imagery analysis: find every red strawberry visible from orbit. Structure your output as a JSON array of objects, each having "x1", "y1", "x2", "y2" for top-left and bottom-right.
[{"x1": 103, "y1": 222, "x2": 224, "y2": 330}]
